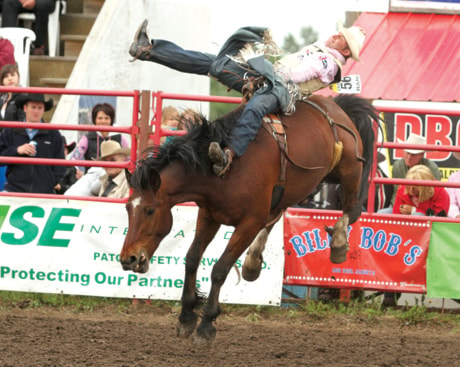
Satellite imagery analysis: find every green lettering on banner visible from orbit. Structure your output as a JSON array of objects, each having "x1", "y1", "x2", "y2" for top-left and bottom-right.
[
  {"x1": 38, "y1": 208, "x2": 81, "y2": 247},
  {"x1": 1, "y1": 206, "x2": 43, "y2": 245},
  {"x1": 0, "y1": 205, "x2": 11, "y2": 230}
]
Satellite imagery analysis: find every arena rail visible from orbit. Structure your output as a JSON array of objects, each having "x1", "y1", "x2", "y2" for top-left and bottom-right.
[{"x1": 0, "y1": 86, "x2": 141, "y2": 202}]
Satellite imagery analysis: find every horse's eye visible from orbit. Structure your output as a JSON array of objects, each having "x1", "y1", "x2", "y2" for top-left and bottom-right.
[{"x1": 145, "y1": 208, "x2": 155, "y2": 215}]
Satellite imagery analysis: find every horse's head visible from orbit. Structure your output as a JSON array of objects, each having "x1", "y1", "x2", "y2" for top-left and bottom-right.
[{"x1": 120, "y1": 166, "x2": 173, "y2": 273}]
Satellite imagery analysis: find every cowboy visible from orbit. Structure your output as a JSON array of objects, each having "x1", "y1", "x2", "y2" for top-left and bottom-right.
[
  {"x1": 129, "y1": 20, "x2": 365, "y2": 176},
  {"x1": 96, "y1": 140, "x2": 131, "y2": 198},
  {"x1": 0, "y1": 93, "x2": 66, "y2": 193}
]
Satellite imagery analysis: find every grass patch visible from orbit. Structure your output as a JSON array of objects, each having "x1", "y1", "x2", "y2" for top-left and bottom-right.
[
  {"x1": 0, "y1": 291, "x2": 132, "y2": 312},
  {"x1": 1, "y1": 291, "x2": 460, "y2": 328}
]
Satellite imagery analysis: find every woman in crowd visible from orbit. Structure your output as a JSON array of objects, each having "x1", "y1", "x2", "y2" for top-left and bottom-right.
[
  {"x1": 392, "y1": 164, "x2": 449, "y2": 216},
  {"x1": 69, "y1": 103, "x2": 130, "y2": 178},
  {"x1": 0, "y1": 64, "x2": 24, "y2": 123}
]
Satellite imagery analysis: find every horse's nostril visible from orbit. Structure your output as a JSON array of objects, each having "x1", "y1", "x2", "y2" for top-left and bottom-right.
[{"x1": 121, "y1": 255, "x2": 137, "y2": 266}]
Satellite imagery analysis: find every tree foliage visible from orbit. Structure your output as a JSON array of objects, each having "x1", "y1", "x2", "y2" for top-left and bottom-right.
[{"x1": 282, "y1": 26, "x2": 319, "y2": 53}]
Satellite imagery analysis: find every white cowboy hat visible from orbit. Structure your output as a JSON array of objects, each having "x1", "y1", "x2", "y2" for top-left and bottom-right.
[
  {"x1": 95, "y1": 140, "x2": 131, "y2": 160},
  {"x1": 337, "y1": 20, "x2": 366, "y2": 62},
  {"x1": 397, "y1": 133, "x2": 426, "y2": 154}
]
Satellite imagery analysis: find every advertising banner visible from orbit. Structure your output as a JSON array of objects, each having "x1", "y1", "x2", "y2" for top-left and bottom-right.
[
  {"x1": 0, "y1": 198, "x2": 284, "y2": 306},
  {"x1": 427, "y1": 222, "x2": 460, "y2": 299},
  {"x1": 383, "y1": 111, "x2": 460, "y2": 180},
  {"x1": 284, "y1": 210, "x2": 431, "y2": 293}
]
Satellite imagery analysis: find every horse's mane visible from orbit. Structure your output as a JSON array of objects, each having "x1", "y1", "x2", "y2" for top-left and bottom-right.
[{"x1": 131, "y1": 106, "x2": 244, "y2": 190}]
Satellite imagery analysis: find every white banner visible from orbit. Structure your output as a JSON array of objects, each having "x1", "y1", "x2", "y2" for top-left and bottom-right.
[{"x1": 0, "y1": 197, "x2": 284, "y2": 306}]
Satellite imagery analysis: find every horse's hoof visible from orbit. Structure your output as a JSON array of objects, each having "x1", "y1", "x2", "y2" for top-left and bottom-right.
[
  {"x1": 242, "y1": 266, "x2": 262, "y2": 282},
  {"x1": 176, "y1": 318, "x2": 198, "y2": 339},
  {"x1": 330, "y1": 243, "x2": 349, "y2": 264},
  {"x1": 193, "y1": 327, "x2": 216, "y2": 347}
]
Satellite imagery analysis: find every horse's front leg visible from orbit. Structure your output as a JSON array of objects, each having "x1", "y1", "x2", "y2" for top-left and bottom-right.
[
  {"x1": 177, "y1": 209, "x2": 220, "y2": 339},
  {"x1": 194, "y1": 223, "x2": 262, "y2": 345}
]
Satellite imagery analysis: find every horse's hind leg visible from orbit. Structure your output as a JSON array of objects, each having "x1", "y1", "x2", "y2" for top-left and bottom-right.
[
  {"x1": 176, "y1": 208, "x2": 220, "y2": 339},
  {"x1": 326, "y1": 214, "x2": 350, "y2": 264},
  {"x1": 327, "y1": 162, "x2": 363, "y2": 264},
  {"x1": 242, "y1": 220, "x2": 277, "y2": 281}
]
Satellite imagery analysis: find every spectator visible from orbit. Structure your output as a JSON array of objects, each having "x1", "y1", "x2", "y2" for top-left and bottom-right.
[
  {"x1": 55, "y1": 136, "x2": 77, "y2": 194},
  {"x1": 0, "y1": 63, "x2": 22, "y2": 190},
  {"x1": 159, "y1": 105, "x2": 179, "y2": 145},
  {"x1": 96, "y1": 140, "x2": 130, "y2": 198},
  {"x1": 382, "y1": 164, "x2": 449, "y2": 308},
  {"x1": 380, "y1": 133, "x2": 441, "y2": 213},
  {"x1": 64, "y1": 166, "x2": 104, "y2": 196},
  {"x1": 0, "y1": 63, "x2": 25, "y2": 123},
  {"x1": 178, "y1": 107, "x2": 201, "y2": 130},
  {"x1": 446, "y1": 171, "x2": 460, "y2": 219},
  {"x1": 1, "y1": 0, "x2": 57, "y2": 55},
  {"x1": 0, "y1": 93, "x2": 65, "y2": 193},
  {"x1": 0, "y1": 37, "x2": 15, "y2": 69},
  {"x1": 392, "y1": 164, "x2": 449, "y2": 217},
  {"x1": 69, "y1": 102, "x2": 130, "y2": 178},
  {"x1": 447, "y1": 154, "x2": 460, "y2": 219}
]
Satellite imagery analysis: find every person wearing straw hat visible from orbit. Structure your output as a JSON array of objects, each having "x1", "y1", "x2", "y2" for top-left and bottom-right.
[
  {"x1": 0, "y1": 93, "x2": 66, "y2": 193},
  {"x1": 96, "y1": 140, "x2": 131, "y2": 199},
  {"x1": 129, "y1": 19, "x2": 366, "y2": 176}
]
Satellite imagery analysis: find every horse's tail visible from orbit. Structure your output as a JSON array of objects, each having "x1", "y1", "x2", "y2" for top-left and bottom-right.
[{"x1": 333, "y1": 94, "x2": 381, "y2": 208}]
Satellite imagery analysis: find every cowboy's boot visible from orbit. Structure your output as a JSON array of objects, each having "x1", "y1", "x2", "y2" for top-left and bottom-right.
[
  {"x1": 208, "y1": 142, "x2": 234, "y2": 177},
  {"x1": 129, "y1": 19, "x2": 153, "y2": 61}
]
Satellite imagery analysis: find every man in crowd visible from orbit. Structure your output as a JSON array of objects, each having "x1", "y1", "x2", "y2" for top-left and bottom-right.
[
  {"x1": 0, "y1": 93, "x2": 65, "y2": 193},
  {"x1": 96, "y1": 140, "x2": 130, "y2": 198}
]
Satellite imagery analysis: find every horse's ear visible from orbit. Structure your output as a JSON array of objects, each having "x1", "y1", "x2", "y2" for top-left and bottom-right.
[
  {"x1": 149, "y1": 167, "x2": 161, "y2": 192},
  {"x1": 125, "y1": 168, "x2": 133, "y2": 187}
]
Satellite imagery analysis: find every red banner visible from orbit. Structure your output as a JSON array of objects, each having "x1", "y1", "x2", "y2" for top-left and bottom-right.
[{"x1": 283, "y1": 209, "x2": 431, "y2": 293}]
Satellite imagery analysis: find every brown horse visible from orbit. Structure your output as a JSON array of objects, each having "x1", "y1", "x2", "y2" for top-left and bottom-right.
[{"x1": 120, "y1": 94, "x2": 379, "y2": 345}]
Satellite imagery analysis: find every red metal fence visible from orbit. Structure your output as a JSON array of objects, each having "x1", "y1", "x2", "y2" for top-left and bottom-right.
[{"x1": 1, "y1": 86, "x2": 460, "y2": 299}]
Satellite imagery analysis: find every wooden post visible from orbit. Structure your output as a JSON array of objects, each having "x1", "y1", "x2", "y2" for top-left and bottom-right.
[{"x1": 137, "y1": 90, "x2": 151, "y2": 158}]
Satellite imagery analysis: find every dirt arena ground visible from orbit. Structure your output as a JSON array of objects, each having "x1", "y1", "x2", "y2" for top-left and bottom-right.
[{"x1": 1, "y1": 303, "x2": 459, "y2": 367}]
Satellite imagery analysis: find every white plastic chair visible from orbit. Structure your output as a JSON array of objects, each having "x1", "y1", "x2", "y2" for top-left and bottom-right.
[
  {"x1": 0, "y1": 27, "x2": 36, "y2": 86},
  {"x1": 18, "y1": 0, "x2": 67, "y2": 57}
]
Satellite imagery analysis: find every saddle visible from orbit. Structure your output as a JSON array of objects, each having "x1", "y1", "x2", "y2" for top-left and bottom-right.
[{"x1": 261, "y1": 112, "x2": 344, "y2": 211}]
